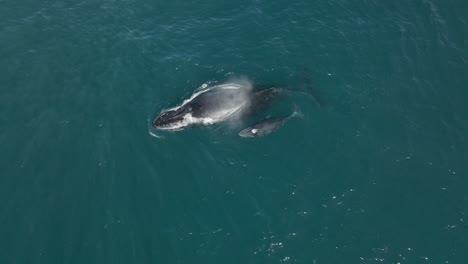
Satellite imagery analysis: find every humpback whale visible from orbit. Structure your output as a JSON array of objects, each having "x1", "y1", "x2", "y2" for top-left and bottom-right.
[
  {"x1": 238, "y1": 110, "x2": 299, "y2": 137},
  {"x1": 153, "y1": 83, "x2": 284, "y2": 131}
]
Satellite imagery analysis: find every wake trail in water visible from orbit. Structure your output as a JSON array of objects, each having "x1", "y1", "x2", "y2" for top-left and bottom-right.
[{"x1": 149, "y1": 130, "x2": 164, "y2": 139}]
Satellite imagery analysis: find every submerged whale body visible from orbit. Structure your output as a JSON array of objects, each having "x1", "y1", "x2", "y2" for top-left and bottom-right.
[{"x1": 153, "y1": 83, "x2": 283, "y2": 131}]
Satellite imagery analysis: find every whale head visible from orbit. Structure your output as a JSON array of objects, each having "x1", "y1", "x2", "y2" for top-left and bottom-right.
[
  {"x1": 238, "y1": 127, "x2": 259, "y2": 137},
  {"x1": 153, "y1": 105, "x2": 193, "y2": 130}
]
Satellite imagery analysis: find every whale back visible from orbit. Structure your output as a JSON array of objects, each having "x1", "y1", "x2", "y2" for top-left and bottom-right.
[
  {"x1": 187, "y1": 87, "x2": 251, "y2": 120},
  {"x1": 244, "y1": 87, "x2": 285, "y2": 117}
]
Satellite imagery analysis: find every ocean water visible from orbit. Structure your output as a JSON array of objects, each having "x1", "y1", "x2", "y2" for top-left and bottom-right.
[{"x1": 1, "y1": 0, "x2": 467, "y2": 263}]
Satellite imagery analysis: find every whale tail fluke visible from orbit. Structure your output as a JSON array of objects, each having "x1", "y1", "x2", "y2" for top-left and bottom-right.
[{"x1": 299, "y1": 66, "x2": 325, "y2": 108}]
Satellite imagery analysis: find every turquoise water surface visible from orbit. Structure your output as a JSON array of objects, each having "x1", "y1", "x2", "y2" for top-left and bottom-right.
[{"x1": 1, "y1": 0, "x2": 467, "y2": 263}]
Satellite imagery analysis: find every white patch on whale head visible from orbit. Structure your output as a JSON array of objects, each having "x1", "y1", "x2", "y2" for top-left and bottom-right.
[
  {"x1": 251, "y1": 128, "x2": 258, "y2": 134},
  {"x1": 183, "y1": 113, "x2": 215, "y2": 125}
]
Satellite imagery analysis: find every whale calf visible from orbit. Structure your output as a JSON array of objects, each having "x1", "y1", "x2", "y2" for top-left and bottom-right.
[{"x1": 238, "y1": 111, "x2": 299, "y2": 138}]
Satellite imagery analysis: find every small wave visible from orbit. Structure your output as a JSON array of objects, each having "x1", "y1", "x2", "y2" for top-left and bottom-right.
[{"x1": 148, "y1": 130, "x2": 164, "y2": 139}]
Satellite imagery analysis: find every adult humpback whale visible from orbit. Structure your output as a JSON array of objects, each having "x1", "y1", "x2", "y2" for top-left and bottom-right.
[{"x1": 152, "y1": 83, "x2": 283, "y2": 131}]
